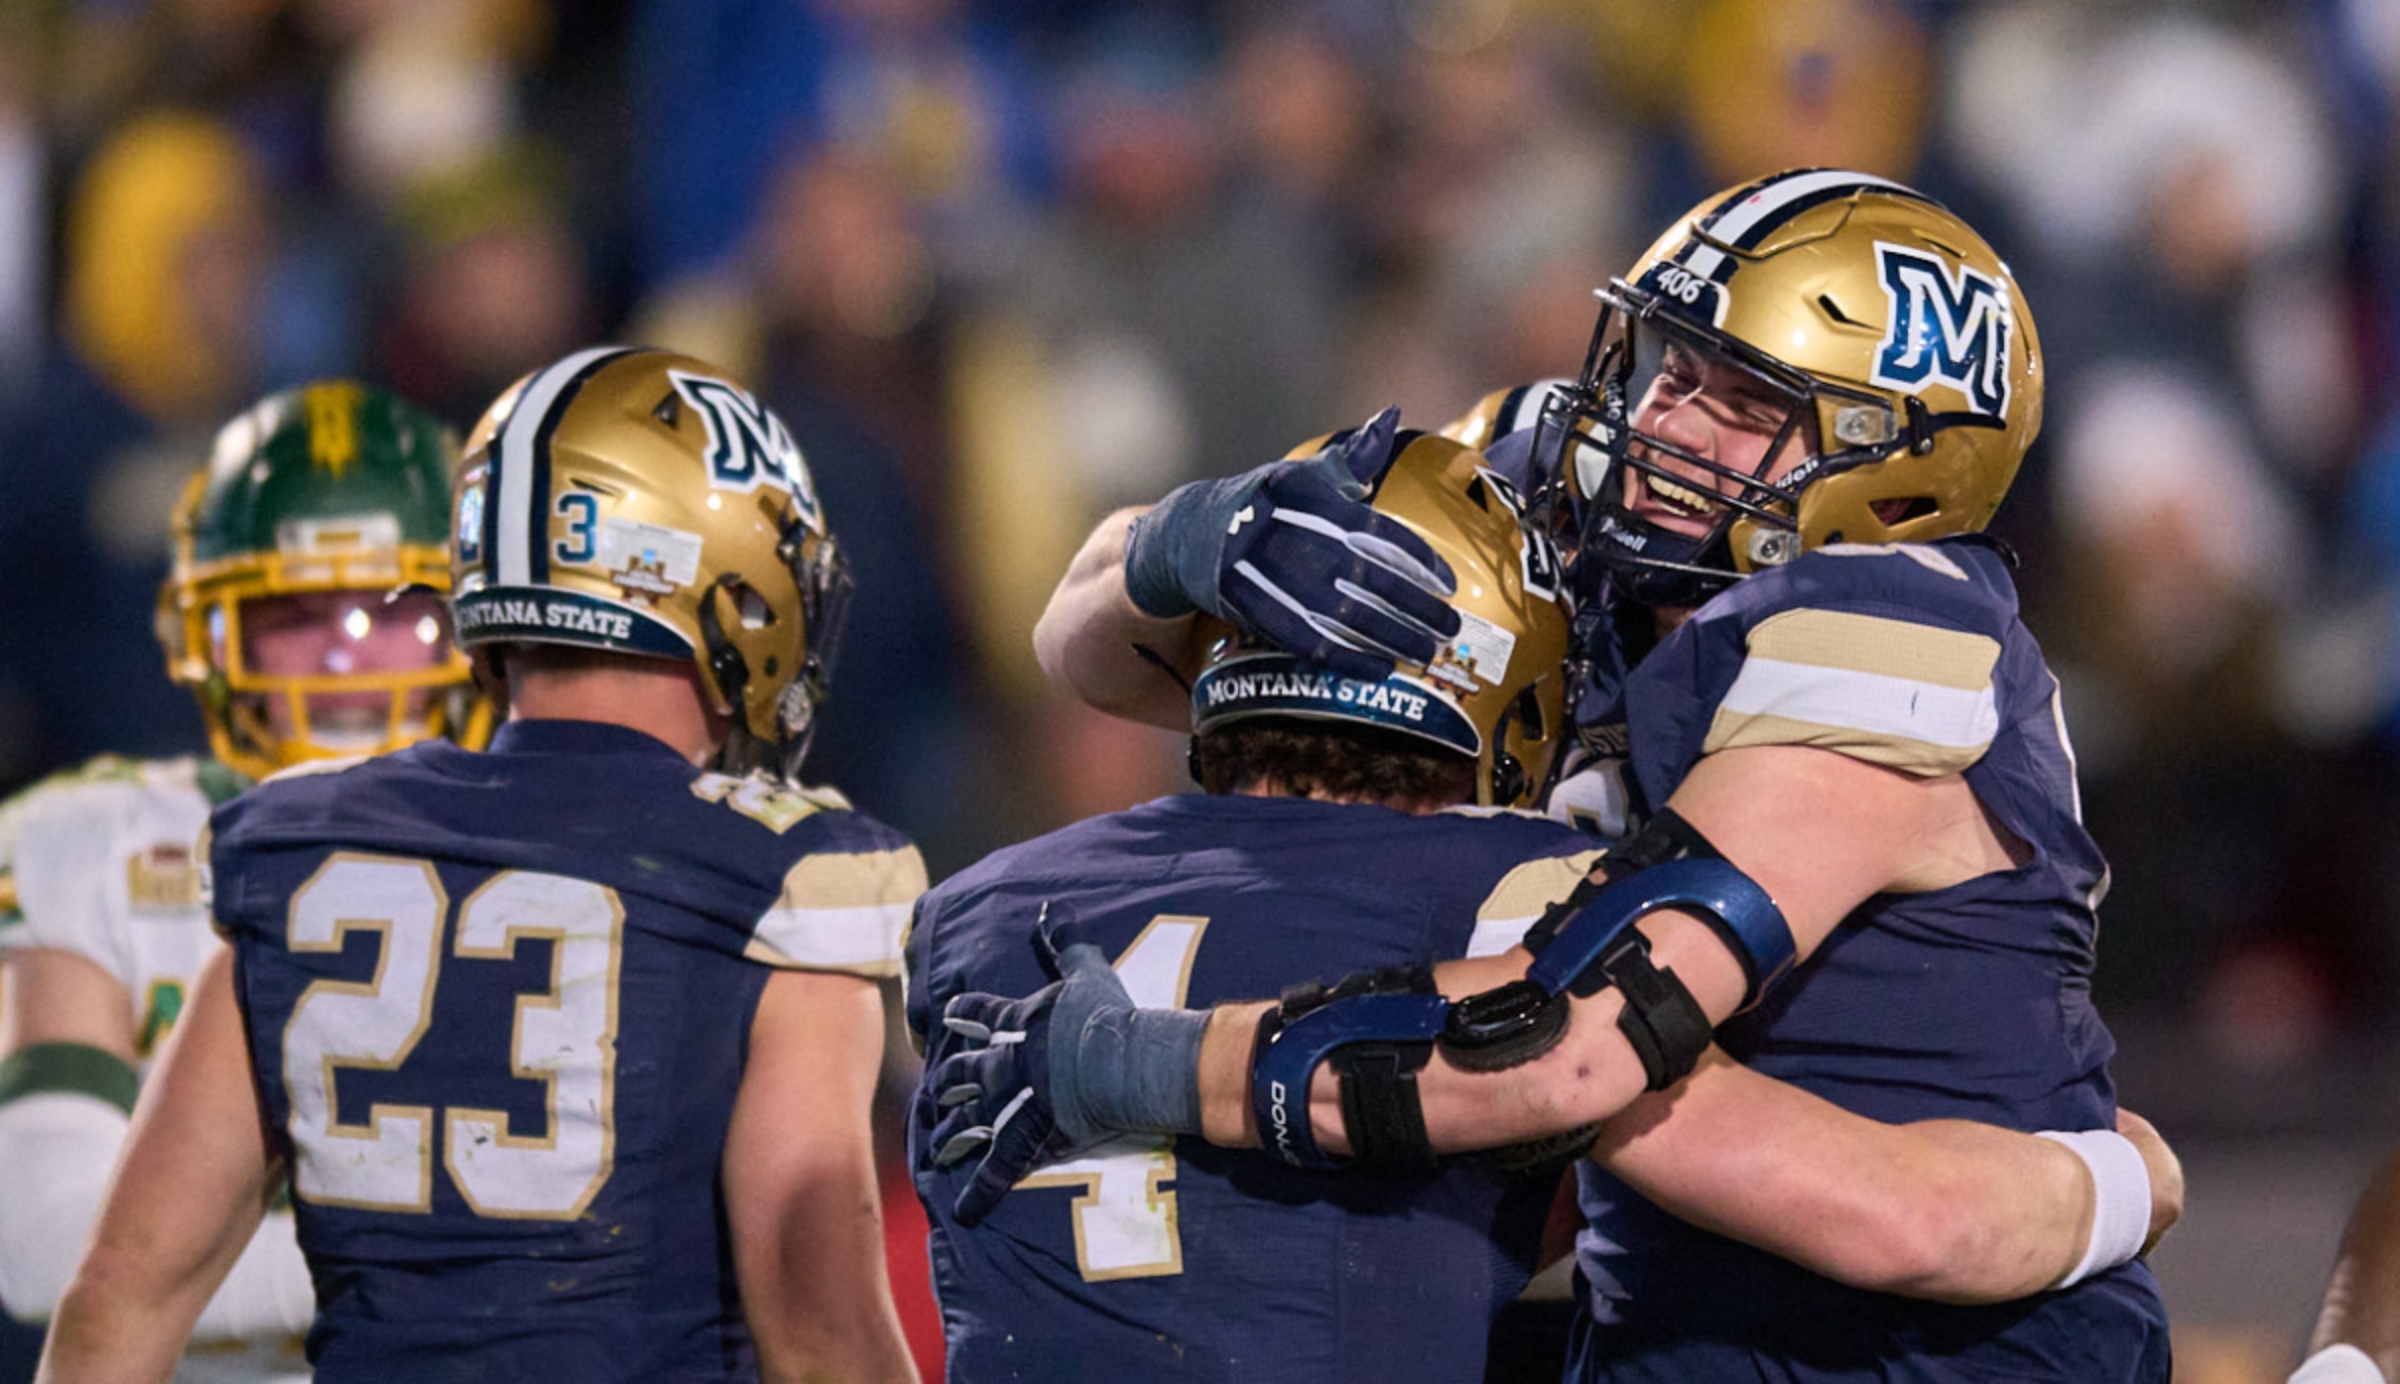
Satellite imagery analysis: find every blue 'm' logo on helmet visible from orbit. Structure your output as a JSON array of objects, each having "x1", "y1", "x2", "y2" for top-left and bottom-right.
[{"x1": 1870, "y1": 244, "x2": 2013, "y2": 419}]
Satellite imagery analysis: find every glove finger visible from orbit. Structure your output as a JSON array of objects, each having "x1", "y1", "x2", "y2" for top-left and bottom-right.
[
  {"x1": 953, "y1": 1097, "x2": 1060, "y2": 1228},
  {"x1": 1268, "y1": 487, "x2": 1458, "y2": 602},
  {"x1": 941, "y1": 1014, "x2": 993, "y2": 1044},
  {"x1": 1054, "y1": 942, "x2": 1114, "y2": 982},
  {"x1": 927, "y1": 1043, "x2": 1012, "y2": 1112},
  {"x1": 943, "y1": 990, "x2": 1023, "y2": 1041},
  {"x1": 932, "y1": 1123, "x2": 992, "y2": 1168},
  {"x1": 1033, "y1": 902, "x2": 1091, "y2": 980},
  {"x1": 1331, "y1": 406, "x2": 1402, "y2": 488},
  {"x1": 1262, "y1": 606, "x2": 1397, "y2": 682},
  {"x1": 1229, "y1": 559, "x2": 1398, "y2": 664},
  {"x1": 1341, "y1": 524, "x2": 1458, "y2": 603},
  {"x1": 1328, "y1": 577, "x2": 1456, "y2": 663},
  {"x1": 926, "y1": 1078, "x2": 1029, "y2": 1168},
  {"x1": 1222, "y1": 577, "x2": 1396, "y2": 681}
]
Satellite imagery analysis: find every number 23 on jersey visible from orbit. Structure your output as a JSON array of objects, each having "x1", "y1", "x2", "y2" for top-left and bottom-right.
[{"x1": 280, "y1": 852, "x2": 625, "y2": 1220}]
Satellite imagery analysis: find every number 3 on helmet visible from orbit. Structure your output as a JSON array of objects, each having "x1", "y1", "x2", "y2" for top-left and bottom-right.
[{"x1": 448, "y1": 347, "x2": 851, "y2": 781}]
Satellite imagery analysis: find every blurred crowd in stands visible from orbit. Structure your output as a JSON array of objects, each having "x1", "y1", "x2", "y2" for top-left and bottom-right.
[{"x1": 4, "y1": 0, "x2": 2400, "y2": 1066}]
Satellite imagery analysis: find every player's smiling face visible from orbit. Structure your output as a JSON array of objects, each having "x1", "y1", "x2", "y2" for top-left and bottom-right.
[{"x1": 1621, "y1": 340, "x2": 1811, "y2": 539}]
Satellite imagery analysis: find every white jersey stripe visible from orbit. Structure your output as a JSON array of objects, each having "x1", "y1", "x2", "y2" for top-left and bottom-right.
[
  {"x1": 1682, "y1": 170, "x2": 1910, "y2": 281},
  {"x1": 749, "y1": 900, "x2": 912, "y2": 970},
  {"x1": 1716, "y1": 655, "x2": 1999, "y2": 751},
  {"x1": 495, "y1": 346, "x2": 627, "y2": 586}
]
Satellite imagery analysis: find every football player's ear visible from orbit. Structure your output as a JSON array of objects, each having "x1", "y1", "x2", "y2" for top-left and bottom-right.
[{"x1": 468, "y1": 648, "x2": 509, "y2": 719}]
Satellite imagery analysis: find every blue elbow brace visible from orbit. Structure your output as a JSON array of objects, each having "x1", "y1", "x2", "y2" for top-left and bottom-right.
[{"x1": 1250, "y1": 813, "x2": 1794, "y2": 1171}]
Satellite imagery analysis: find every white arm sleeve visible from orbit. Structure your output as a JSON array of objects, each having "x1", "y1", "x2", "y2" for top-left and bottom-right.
[
  {"x1": 0, "y1": 1092, "x2": 313, "y2": 1340},
  {"x1": 0, "y1": 1091, "x2": 122, "y2": 1316}
]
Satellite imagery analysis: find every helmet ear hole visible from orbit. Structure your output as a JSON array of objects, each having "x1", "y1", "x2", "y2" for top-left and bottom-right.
[{"x1": 735, "y1": 585, "x2": 775, "y2": 630}]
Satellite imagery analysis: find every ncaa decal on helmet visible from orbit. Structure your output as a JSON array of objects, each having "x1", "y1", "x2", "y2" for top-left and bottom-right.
[
  {"x1": 1191, "y1": 430, "x2": 1572, "y2": 809},
  {"x1": 157, "y1": 381, "x2": 490, "y2": 780},
  {"x1": 1537, "y1": 168, "x2": 2044, "y2": 608},
  {"x1": 449, "y1": 347, "x2": 850, "y2": 781}
]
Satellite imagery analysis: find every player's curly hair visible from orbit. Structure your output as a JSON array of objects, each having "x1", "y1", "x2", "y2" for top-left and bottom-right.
[{"x1": 1192, "y1": 720, "x2": 1476, "y2": 812}]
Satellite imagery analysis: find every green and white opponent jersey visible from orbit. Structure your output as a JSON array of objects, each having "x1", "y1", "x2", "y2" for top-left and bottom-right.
[
  {"x1": 0, "y1": 755, "x2": 250, "y2": 1062},
  {"x1": 0, "y1": 755, "x2": 309, "y2": 1384}
]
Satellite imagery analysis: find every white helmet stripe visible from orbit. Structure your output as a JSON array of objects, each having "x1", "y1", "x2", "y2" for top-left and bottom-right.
[
  {"x1": 494, "y1": 345, "x2": 633, "y2": 586},
  {"x1": 1680, "y1": 170, "x2": 1910, "y2": 283}
]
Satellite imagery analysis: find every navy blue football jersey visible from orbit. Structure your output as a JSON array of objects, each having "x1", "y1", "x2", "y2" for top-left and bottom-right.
[
  {"x1": 1567, "y1": 540, "x2": 2169, "y2": 1381},
  {"x1": 208, "y1": 720, "x2": 924, "y2": 1382},
  {"x1": 907, "y1": 794, "x2": 1602, "y2": 1383}
]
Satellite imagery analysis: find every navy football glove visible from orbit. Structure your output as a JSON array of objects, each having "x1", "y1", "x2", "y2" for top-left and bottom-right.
[
  {"x1": 926, "y1": 940, "x2": 1208, "y2": 1228},
  {"x1": 1122, "y1": 408, "x2": 1461, "y2": 682}
]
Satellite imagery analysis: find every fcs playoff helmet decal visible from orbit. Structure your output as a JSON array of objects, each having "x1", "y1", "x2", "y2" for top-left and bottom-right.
[
  {"x1": 449, "y1": 347, "x2": 851, "y2": 780},
  {"x1": 158, "y1": 381, "x2": 490, "y2": 780},
  {"x1": 1536, "y1": 168, "x2": 2043, "y2": 609},
  {"x1": 1191, "y1": 431, "x2": 1573, "y2": 809}
]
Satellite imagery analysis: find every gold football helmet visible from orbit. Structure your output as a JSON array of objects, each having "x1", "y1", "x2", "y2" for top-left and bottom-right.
[
  {"x1": 1191, "y1": 431, "x2": 1572, "y2": 808},
  {"x1": 449, "y1": 347, "x2": 849, "y2": 780},
  {"x1": 1540, "y1": 168, "x2": 2043, "y2": 607},
  {"x1": 158, "y1": 382, "x2": 489, "y2": 782}
]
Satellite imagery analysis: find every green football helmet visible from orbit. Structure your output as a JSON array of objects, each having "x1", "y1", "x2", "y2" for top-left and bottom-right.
[{"x1": 157, "y1": 382, "x2": 492, "y2": 780}]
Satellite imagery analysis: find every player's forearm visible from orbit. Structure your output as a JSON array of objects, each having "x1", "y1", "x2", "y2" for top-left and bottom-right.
[
  {"x1": 1032, "y1": 506, "x2": 1202, "y2": 729},
  {"x1": 744, "y1": 1172, "x2": 917, "y2": 1384},
  {"x1": 39, "y1": 1195, "x2": 267, "y2": 1383},
  {"x1": 730, "y1": 971, "x2": 916, "y2": 1382},
  {"x1": 1199, "y1": 914, "x2": 1748, "y2": 1157},
  {"x1": 1597, "y1": 1052, "x2": 2163, "y2": 1305},
  {"x1": 2309, "y1": 1144, "x2": 2400, "y2": 1376},
  {"x1": 189, "y1": 1209, "x2": 314, "y2": 1343}
]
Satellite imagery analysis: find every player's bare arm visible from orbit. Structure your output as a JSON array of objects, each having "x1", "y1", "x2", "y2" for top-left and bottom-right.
[
  {"x1": 726, "y1": 969, "x2": 918, "y2": 1384},
  {"x1": 1592, "y1": 1053, "x2": 2178, "y2": 1304},
  {"x1": 1031, "y1": 410, "x2": 1460, "y2": 727},
  {"x1": 2296, "y1": 1144, "x2": 2400, "y2": 1383},
  {"x1": 1031, "y1": 505, "x2": 1197, "y2": 729},
  {"x1": 1241, "y1": 744, "x2": 1951, "y2": 1157},
  {"x1": 38, "y1": 943, "x2": 283, "y2": 1384}
]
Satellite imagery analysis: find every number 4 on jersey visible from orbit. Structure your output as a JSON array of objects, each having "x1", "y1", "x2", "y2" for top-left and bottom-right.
[{"x1": 1018, "y1": 915, "x2": 1207, "y2": 1282}]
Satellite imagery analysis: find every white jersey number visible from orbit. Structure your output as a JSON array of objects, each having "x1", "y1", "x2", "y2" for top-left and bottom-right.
[
  {"x1": 282, "y1": 854, "x2": 624, "y2": 1219},
  {"x1": 1018, "y1": 916, "x2": 1207, "y2": 1281}
]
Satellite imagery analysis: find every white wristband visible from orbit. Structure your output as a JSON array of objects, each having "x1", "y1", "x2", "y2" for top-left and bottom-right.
[
  {"x1": 2036, "y1": 1128, "x2": 2151, "y2": 1288},
  {"x1": 2292, "y1": 1345, "x2": 2388, "y2": 1384}
]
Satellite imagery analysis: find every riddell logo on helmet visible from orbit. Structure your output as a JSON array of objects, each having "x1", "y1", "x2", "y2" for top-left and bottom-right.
[{"x1": 1870, "y1": 245, "x2": 2013, "y2": 419}]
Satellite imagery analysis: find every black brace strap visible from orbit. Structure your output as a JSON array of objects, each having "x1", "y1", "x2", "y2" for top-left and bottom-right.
[
  {"x1": 1262, "y1": 964, "x2": 1443, "y2": 1174},
  {"x1": 1523, "y1": 809, "x2": 1719, "y2": 956},
  {"x1": 1596, "y1": 928, "x2": 1710, "y2": 1089},
  {"x1": 1332, "y1": 1043, "x2": 1436, "y2": 1175}
]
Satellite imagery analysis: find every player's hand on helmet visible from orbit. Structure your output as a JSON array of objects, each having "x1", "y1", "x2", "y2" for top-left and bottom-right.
[
  {"x1": 925, "y1": 939, "x2": 1208, "y2": 1227},
  {"x1": 1121, "y1": 407, "x2": 1461, "y2": 682}
]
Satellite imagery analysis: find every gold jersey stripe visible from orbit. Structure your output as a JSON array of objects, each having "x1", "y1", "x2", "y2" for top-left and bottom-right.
[
  {"x1": 1744, "y1": 608, "x2": 2001, "y2": 692},
  {"x1": 1705, "y1": 708, "x2": 1986, "y2": 777},
  {"x1": 774, "y1": 845, "x2": 929, "y2": 914},
  {"x1": 747, "y1": 844, "x2": 928, "y2": 972},
  {"x1": 1466, "y1": 847, "x2": 1609, "y2": 958}
]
